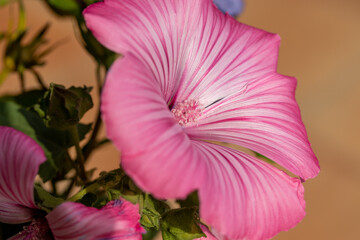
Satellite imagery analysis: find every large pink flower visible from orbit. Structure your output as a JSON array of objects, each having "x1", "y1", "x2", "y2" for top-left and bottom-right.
[
  {"x1": 84, "y1": 0, "x2": 320, "y2": 239},
  {"x1": 0, "y1": 126, "x2": 144, "y2": 240}
]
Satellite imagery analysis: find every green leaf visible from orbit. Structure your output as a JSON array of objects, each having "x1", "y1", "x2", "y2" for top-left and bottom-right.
[
  {"x1": 254, "y1": 152, "x2": 275, "y2": 164},
  {"x1": 1, "y1": 89, "x2": 46, "y2": 108},
  {"x1": 76, "y1": 16, "x2": 116, "y2": 69},
  {"x1": 0, "y1": 99, "x2": 92, "y2": 181},
  {"x1": 0, "y1": 0, "x2": 10, "y2": 7},
  {"x1": 76, "y1": 192, "x2": 97, "y2": 207},
  {"x1": 97, "y1": 169, "x2": 125, "y2": 188},
  {"x1": 0, "y1": 100, "x2": 57, "y2": 179},
  {"x1": 46, "y1": 0, "x2": 80, "y2": 16},
  {"x1": 142, "y1": 228, "x2": 159, "y2": 240},
  {"x1": 177, "y1": 191, "x2": 199, "y2": 208},
  {"x1": 35, "y1": 83, "x2": 93, "y2": 129},
  {"x1": 83, "y1": 0, "x2": 100, "y2": 5},
  {"x1": 161, "y1": 207, "x2": 205, "y2": 240},
  {"x1": 140, "y1": 194, "x2": 170, "y2": 230},
  {"x1": 34, "y1": 185, "x2": 64, "y2": 209}
]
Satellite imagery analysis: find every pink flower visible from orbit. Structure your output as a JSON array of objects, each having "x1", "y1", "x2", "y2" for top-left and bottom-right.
[
  {"x1": 84, "y1": 0, "x2": 320, "y2": 239},
  {"x1": 0, "y1": 126, "x2": 144, "y2": 240}
]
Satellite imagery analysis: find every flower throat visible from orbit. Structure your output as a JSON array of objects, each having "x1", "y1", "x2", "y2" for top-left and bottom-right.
[{"x1": 171, "y1": 99, "x2": 202, "y2": 126}]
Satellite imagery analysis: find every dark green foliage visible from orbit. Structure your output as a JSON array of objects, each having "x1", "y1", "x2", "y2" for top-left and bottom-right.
[
  {"x1": 177, "y1": 191, "x2": 199, "y2": 208},
  {"x1": 161, "y1": 207, "x2": 205, "y2": 240},
  {"x1": 140, "y1": 194, "x2": 170, "y2": 230},
  {"x1": 34, "y1": 185, "x2": 64, "y2": 209},
  {"x1": 76, "y1": 192, "x2": 98, "y2": 207},
  {"x1": 4, "y1": 24, "x2": 55, "y2": 73},
  {"x1": 34, "y1": 83, "x2": 93, "y2": 130},
  {"x1": 0, "y1": 98, "x2": 92, "y2": 181},
  {"x1": 45, "y1": 0, "x2": 81, "y2": 16}
]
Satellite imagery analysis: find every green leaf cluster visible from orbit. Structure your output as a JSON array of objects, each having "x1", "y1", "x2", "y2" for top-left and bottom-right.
[
  {"x1": 34, "y1": 83, "x2": 93, "y2": 130},
  {"x1": 161, "y1": 207, "x2": 206, "y2": 240},
  {"x1": 34, "y1": 185, "x2": 64, "y2": 210},
  {"x1": 3, "y1": 24, "x2": 55, "y2": 74},
  {"x1": 139, "y1": 192, "x2": 205, "y2": 240},
  {"x1": 0, "y1": 92, "x2": 92, "y2": 182},
  {"x1": 140, "y1": 194, "x2": 170, "y2": 230},
  {"x1": 71, "y1": 169, "x2": 206, "y2": 240}
]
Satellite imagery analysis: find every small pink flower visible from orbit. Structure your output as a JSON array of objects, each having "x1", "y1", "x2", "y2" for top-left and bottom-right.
[
  {"x1": 0, "y1": 126, "x2": 144, "y2": 240},
  {"x1": 84, "y1": 0, "x2": 320, "y2": 239}
]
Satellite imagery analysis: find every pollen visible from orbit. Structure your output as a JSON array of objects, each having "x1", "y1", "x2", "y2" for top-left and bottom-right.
[
  {"x1": 171, "y1": 99, "x2": 202, "y2": 126},
  {"x1": 16, "y1": 217, "x2": 52, "y2": 240}
]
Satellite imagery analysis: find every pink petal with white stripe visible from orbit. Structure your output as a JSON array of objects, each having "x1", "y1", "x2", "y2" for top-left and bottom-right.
[
  {"x1": 173, "y1": 4, "x2": 280, "y2": 106},
  {"x1": 186, "y1": 73, "x2": 320, "y2": 180},
  {"x1": 101, "y1": 56, "x2": 206, "y2": 199},
  {"x1": 0, "y1": 201, "x2": 39, "y2": 224},
  {"x1": 194, "y1": 141, "x2": 306, "y2": 240},
  {"x1": 0, "y1": 126, "x2": 46, "y2": 223},
  {"x1": 84, "y1": 0, "x2": 205, "y2": 101},
  {"x1": 47, "y1": 199, "x2": 144, "y2": 240}
]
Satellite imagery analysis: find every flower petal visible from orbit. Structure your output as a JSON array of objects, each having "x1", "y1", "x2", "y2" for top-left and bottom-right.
[
  {"x1": 84, "y1": 0, "x2": 278, "y2": 107},
  {"x1": 0, "y1": 201, "x2": 38, "y2": 224},
  {"x1": 0, "y1": 126, "x2": 45, "y2": 223},
  {"x1": 84, "y1": 0, "x2": 206, "y2": 101},
  {"x1": 46, "y1": 199, "x2": 144, "y2": 240},
  {"x1": 101, "y1": 55, "x2": 206, "y2": 199},
  {"x1": 193, "y1": 141, "x2": 306, "y2": 240},
  {"x1": 186, "y1": 73, "x2": 320, "y2": 180},
  {"x1": 176, "y1": 5, "x2": 280, "y2": 109}
]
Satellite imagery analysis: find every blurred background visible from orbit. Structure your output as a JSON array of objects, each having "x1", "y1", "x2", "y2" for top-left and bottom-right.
[{"x1": 0, "y1": 0, "x2": 359, "y2": 239}]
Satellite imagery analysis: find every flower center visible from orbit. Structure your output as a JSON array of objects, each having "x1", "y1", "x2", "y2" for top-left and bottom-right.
[
  {"x1": 171, "y1": 99, "x2": 202, "y2": 126},
  {"x1": 16, "y1": 218, "x2": 53, "y2": 240}
]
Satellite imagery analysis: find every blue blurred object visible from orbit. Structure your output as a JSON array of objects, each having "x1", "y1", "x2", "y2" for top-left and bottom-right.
[{"x1": 213, "y1": 0, "x2": 244, "y2": 17}]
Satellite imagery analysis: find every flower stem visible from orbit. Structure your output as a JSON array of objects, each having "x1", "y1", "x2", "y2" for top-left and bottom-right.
[
  {"x1": 82, "y1": 63, "x2": 103, "y2": 161},
  {"x1": 69, "y1": 125, "x2": 88, "y2": 183},
  {"x1": 51, "y1": 180, "x2": 58, "y2": 196},
  {"x1": 30, "y1": 68, "x2": 47, "y2": 90},
  {"x1": 68, "y1": 182, "x2": 101, "y2": 202},
  {"x1": 19, "y1": 71, "x2": 25, "y2": 93},
  {"x1": 17, "y1": 0, "x2": 26, "y2": 33},
  {"x1": 0, "y1": 68, "x2": 9, "y2": 86}
]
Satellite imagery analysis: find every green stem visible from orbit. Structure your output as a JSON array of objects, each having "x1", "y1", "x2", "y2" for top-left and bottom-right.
[
  {"x1": 8, "y1": 1, "x2": 14, "y2": 35},
  {"x1": 30, "y1": 68, "x2": 47, "y2": 90},
  {"x1": 95, "y1": 138, "x2": 110, "y2": 148},
  {"x1": 68, "y1": 182, "x2": 101, "y2": 202},
  {"x1": 0, "y1": 68, "x2": 9, "y2": 86},
  {"x1": 82, "y1": 64, "x2": 103, "y2": 161},
  {"x1": 62, "y1": 178, "x2": 75, "y2": 199},
  {"x1": 51, "y1": 180, "x2": 58, "y2": 196},
  {"x1": 17, "y1": 0, "x2": 26, "y2": 33},
  {"x1": 69, "y1": 125, "x2": 88, "y2": 183},
  {"x1": 96, "y1": 63, "x2": 102, "y2": 93},
  {"x1": 19, "y1": 71, "x2": 25, "y2": 93}
]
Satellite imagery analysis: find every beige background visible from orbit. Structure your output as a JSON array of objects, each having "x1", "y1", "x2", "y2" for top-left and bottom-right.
[{"x1": 0, "y1": 0, "x2": 359, "y2": 239}]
